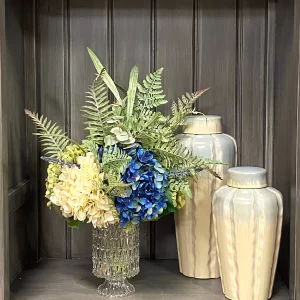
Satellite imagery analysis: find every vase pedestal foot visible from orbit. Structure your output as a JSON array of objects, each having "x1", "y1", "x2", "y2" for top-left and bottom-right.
[{"x1": 97, "y1": 279, "x2": 135, "y2": 298}]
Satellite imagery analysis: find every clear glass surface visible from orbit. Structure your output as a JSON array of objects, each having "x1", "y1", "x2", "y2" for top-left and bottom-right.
[{"x1": 92, "y1": 223, "x2": 140, "y2": 298}]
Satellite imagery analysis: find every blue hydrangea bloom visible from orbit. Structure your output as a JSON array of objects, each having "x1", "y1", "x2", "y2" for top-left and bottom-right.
[{"x1": 115, "y1": 146, "x2": 169, "y2": 227}]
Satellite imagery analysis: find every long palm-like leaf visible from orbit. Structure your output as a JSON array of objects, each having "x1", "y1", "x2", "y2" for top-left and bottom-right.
[
  {"x1": 25, "y1": 109, "x2": 71, "y2": 158},
  {"x1": 87, "y1": 47, "x2": 122, "y2": 104}
]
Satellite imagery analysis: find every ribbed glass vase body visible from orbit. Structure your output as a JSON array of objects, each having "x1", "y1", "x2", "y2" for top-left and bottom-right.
[{"x1": 92, "y1": 223, "x2": 140, "y2": 298}]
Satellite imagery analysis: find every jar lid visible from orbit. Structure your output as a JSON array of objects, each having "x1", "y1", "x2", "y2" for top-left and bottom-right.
[
  {"x1": 183, "y1": 115, "x2": 222, "y2": 134},
  {"x1": 227, "y1": 167, "x2": 267, "y2": 189}
]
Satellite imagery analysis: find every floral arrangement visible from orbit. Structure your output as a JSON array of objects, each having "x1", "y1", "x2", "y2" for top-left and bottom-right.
[{"x1": 25, "y1": 48, "x2": 220, "y2": 229}]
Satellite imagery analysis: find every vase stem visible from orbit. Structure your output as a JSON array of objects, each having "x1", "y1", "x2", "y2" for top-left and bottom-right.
[{"x1": 97, "y1": 279, "x2": 135, "y2": 298}]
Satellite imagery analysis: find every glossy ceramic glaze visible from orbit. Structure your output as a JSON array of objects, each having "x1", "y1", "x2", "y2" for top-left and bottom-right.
[
  {"x1": 175, "y1": 116, "x2": 237, "y2": 279},
  {"x1": 213, "y1": 167, "x2": 283, "y2": 300}
]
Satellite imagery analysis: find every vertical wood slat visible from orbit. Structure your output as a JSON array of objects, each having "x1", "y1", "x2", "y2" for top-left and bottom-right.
[
  {"x1": 294, "y1": 0, "x2": 300, "y2": 291},
  {"x1": 38, "y1": 0, "x2": 67, "y2": 258},
  {"x1": 264, "y1": 0, "x2": 276, "y2": 186},
  {"x1": 24, "y1": 0, "x2": 39, "y2": 262},
  {"x1": 195, "y1": 0, "x2": 237, "y2": 137},
  {"x1": 155, "y1": 0, "x2": 194, "y2": 259},
  {"x1": 273, "y1": 0, "x2": 297, "y2": 289},
  {"x1": 113, "y1": 0, "x2": 151, "y2": 259},
  {"x1": 293, "y1": 1, "x2": 300, "y2": 297},
  {"x1": 0, "y1": 0, "x2": 9, "y2": 297},
  {"x1": 6, "y1": 0, "x2": 32, "y2": 282},
  {"x1": 69, "y1": 0, "x2": 108, "y2": 258},
  {"x1": 6, "y1": 0, "x2": 26, "y2": 191},
  {"x1": 238, "y1": 0, "x2": 266, "y2": 167}
]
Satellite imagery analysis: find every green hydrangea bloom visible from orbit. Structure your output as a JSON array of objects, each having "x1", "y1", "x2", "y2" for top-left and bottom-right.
[
  {"x1": 59, "y1": 144, "x2": 86, "y2": 163},
  {"x1": 45, "y1": 163, "x2": 61, "y2": 197},
  {"x1": 46, "y1": 144, "x2": 86, "y2": 198}
]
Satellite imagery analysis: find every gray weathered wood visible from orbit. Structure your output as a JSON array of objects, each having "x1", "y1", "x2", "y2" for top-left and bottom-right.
[
  {"x1": 10, "y1": 259, "x2": 289, "y2": 300},
  {"x1": 6, "y1": 0, "x2": 26, "y2": 190},
  {"x1": 5, "y1": 0, "x2": 30, "y2": 289},
  {"x1": 155, "y1": 0, "x2": 194, "y2": 259},
  {"x1": 273, "y1": 0, "x2": 300, "y2": 295},
  {"x1": 38, "y1": 0, "x2": 67, "y2": 258},
  {"x1": 9, "y1": 207, "x2": 27, "y2": 283},
  {"x1": 0, "y1": 0, "x2": 9, "y2": 297},
  {"x1": 293, "y1": 0, "x2": 300, "y2": 293},
  {"x1": 273, "y1": 0, "x2": 296, "y2": 290},
  {"x1": 24, "y1": 0, "x2": 39, "y2": 263},
  {"x1": 265, "y1": 0, "x2": 276, "y2": 186},
  {"x1": 9, "y1": 180, "x2": 29, "y2": 216},
  {"x1": 237, "y1": 0, "x2": 266, "y2": 167},
  {"x1": 113, "y1": 0, "x2": 151, "y2": 259},
  {"x1": 195, "y1": 0, "x2": 237, "y2": 138},
  {"x1": 69, "y1": 0, "x2": 109, "y2": 258}
]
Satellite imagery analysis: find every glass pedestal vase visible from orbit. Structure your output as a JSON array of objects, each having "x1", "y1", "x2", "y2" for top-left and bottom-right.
[{"x1": 92, "y1": 223, "x2": 140, "y2": 298}]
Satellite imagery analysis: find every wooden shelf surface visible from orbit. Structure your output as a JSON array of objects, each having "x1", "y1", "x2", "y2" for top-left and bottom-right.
[{"x1": 11, "y1": 259, "x2": 289, "y2": 300}]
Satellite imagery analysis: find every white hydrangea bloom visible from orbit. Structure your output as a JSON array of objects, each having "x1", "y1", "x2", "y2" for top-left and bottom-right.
[{"x1": 50, "y1": 152, "x2": 118, "y2": 228}]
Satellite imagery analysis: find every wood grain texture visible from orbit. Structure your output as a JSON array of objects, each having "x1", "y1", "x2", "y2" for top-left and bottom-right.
[
  {"x1": 237, "y1": 0, "x2": 266, "y2": 167},
  {"x1": 5, "y1": 0, "x2": 31, "y2": 287},
  {"x1": 9, "y1": 207, "x2": 27, "y2": 283},
  {"x1": 264, "y1": 0, "x2": 276, "y2": 186},
  {"x1": 38, "y1": 0, "x2": 67, "y2": 258},
  {"x1": 113, "y1": 0, "x2": 151, "y2": 259},
  {"x1": 9, "y1": 180, "x2": 29, "y2": 216},
  {"x1": 155, "y1": 0, "x2": 194, "y2": 259},
  {"x1": 293, "y1": 2, "x2": 300, "y2": 298},
  {"x1": 6, "y1": 0, "x2": 26, "y2": 190},
  {"x1": 24, "y1": 0, "x2": 39, "y2": 263},
  {"x1": 195, "y1": 0, "x2": 237, "y2": 137},
  {"x1": 273, "y1": 0, "x2": 296, "y2": 289},
  {"x1": 69, "y1": 0, "x2": 109, "y2": 259},
  {"x1": 0, "y1": 0, "x2": 9, "y2": 297},
  {"x1": 10, "y1": 259, "x2": 289, "y2": 300}
]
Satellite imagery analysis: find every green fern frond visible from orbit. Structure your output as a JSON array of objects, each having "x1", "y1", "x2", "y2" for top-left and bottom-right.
[
  {"x1": 104, "y1": 171, "x2": 132, "y2": 197},
  {"x1": 81, "y1": 75, "x2": 115, "y2": 143},
  {"x1": 25, "y1": 109, "x2": 71, "y2": 158},
  {"x1": 136, "y1": 68, "x2": 168, "y2": 113},
  {"x1": 148, "y1": 140, "x2": 222, "y2": 179},
  {"x1": 168, "y1": 88, "x2": 209, "y2": 130},
  {"x1": 102, "y1": 147, "x2": 132, "y2": 174},
  {"x1": 132, "y1": 111, "x2": 165, "y2": 135},
  {"x1": 82, "y1": 140, "x2": 99, "y2": 158}
]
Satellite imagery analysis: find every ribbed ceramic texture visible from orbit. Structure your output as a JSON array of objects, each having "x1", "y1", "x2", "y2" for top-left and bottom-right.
[
  {"x1": 213, "y1": 186, "x2": 283, "y2": 300},
  {"x1": 184, "y1": 115, "x2": 222, "y2": 134},
  {"x1": 227, "y1": 167, "x2": 267, "y2": 188},
  {"x1": 175, "y1": 117, "x2": 237, "y2": 279},
  {"x1": 92, "y1": 223, "x2": 140, "y2": 281}
]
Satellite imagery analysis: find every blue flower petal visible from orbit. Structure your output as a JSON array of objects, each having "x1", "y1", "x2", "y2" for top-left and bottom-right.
[{"x1": 116, "y1": 145, "x2": 169, "y2": 227}]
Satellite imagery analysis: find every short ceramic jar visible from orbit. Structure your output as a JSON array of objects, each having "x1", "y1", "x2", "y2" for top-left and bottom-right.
[
  {"x1": 213, "y1": 167, "x2": 283, "y2": 300},
  {"x1": 175, "y1": 115, "x2": 237, "y2": 279}
]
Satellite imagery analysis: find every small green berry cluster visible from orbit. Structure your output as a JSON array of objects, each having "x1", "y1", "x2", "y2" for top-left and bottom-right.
[
  {"x1": 45, "y1": 163, "x2": 62, "y2": 197},
  {"x1": 45, "y1": 144, "x2": 86, "y2": 197},
  {"x1": 59, "y1": 144, "x2": 86, "y2": 163}
]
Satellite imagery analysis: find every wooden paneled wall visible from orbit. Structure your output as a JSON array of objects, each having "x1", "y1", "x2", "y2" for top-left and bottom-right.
[
  {"x1": 32, "y1": 0, "x2": 283, "y2": 268},
  {"x1": 0, "y1": 0, "x2": 8, "y2": 297},
  {"x1": 273, "y1": 0, "x2": 300, "y2": 292},
  {"x1": 6, "y1": 0, "x2": 34, "y2": 284}
]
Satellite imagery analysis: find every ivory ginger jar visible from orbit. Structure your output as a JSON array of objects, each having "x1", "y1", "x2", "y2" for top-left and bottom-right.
[
  {"x1": 175, "y1": 115, "x2": 237, "y2": 279},
  {"x1": 213, "y1": 167, "x2": 283, "y2": 300}
]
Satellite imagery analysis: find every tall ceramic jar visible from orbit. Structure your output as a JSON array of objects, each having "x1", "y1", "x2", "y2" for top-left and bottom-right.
[
  {"x1": 175, "y1": 115, "x2": 237, "y2": 279},
  {"x1": 213, "y1": 167, "x2": 283, "y2": 300}
]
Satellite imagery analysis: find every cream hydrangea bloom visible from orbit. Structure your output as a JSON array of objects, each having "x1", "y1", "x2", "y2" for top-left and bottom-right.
[{"x1": 50, "y1": 152, "x2": 118, "y2": 228}]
